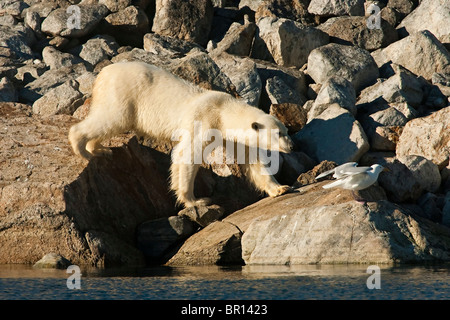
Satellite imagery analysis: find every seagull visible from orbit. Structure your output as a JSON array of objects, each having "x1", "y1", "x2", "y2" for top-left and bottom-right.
[
  {"x1": 316, "y1": 162, "x2": 358, "y2": 180},
  {"x1": 322, "y1": 164, "x2": 387, "y2": 191}
]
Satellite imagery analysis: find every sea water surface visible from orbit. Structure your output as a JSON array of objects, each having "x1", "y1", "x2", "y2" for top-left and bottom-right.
[{"x1": 0, "y1": 264, "x2": 449, "y2": 300}]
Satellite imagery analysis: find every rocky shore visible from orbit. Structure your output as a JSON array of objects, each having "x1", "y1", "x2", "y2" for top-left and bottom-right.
[{"x1": 1, "y1": 0, "x2": 449, "y2": 267}]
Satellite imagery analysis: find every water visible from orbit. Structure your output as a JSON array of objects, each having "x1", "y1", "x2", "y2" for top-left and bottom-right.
[{"x1": 0, "y1": 264, "x2": 449, "y2": 300}]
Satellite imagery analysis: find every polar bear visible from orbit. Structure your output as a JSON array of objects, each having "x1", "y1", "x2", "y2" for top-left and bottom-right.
[{"x1": 69, "y1": 62, "x2": 294, "y2": 207}]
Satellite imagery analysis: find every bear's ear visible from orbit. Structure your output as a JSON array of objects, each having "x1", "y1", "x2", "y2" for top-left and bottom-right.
[{"x1": 251, "y1": 122, "x2": 263, "y2": 131}]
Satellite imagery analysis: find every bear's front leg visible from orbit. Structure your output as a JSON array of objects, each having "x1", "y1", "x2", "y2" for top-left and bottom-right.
[{"x1": 243, "y1": 163, "x2": 292, "y2": 197}]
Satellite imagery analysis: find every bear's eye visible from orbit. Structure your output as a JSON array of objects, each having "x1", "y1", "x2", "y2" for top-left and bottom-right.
[{"x1": 251, "y1": 122, "x2": 263, "y2": 131}]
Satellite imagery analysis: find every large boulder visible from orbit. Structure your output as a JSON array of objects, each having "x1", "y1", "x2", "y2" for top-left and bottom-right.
[
  {"x1": 0, "y1": 103, "x2": 176, "y2": 266},
  {"x1": 307, "y1": 43, "x2": 379, "y2": 92},
  {"x1": 169, "y1": 182, "x2": 450, "y2": 265},
  {"x1": 371, "y1": 30, "x2": 450, "y2": 81},
  {"x1": 152, "y1": 0, "x2": 214, "y2": 46},
  {"x1": 308, "y1": 0, "x2": 365, "y2": 17},
  {"x1": 397, "y1": 0, "x2": 450, "y2": 44},
  {"x1": 252, "y1": 16, "x2": 329, "y2": 68},
  {"x1": 293, "y1": 104, "x2": 369, "y2": 164},
  {"x1": 318, "y1": 16, "x2": 398, "y2": 51},
  {"x1": 396, "y1": 106, "x2": 450, "y2": 170}
]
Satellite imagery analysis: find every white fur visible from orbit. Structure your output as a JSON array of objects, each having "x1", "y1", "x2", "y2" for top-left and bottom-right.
[{"x1": 69, "y1": 62, "x2": 293, "y2": 207}]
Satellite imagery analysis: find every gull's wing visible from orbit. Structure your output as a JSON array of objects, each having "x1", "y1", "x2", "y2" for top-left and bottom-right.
[
  {"x1": 316, "y1": 162, "x2": 358, "y2": 179},
  {"x1": 338, "y1": 166, "x2": 371, "y2": 177},
  {"x1": 322, "y1": 178, "x2": 348, "y2": 189}
]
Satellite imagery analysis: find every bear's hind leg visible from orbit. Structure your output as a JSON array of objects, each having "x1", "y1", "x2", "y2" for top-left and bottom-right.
[
  {"x1": 86, "y1": 139, "x2": 113, "y2": 158},
  {"x1": 171, "y1": 163, "x2": 211, "y2": 207}
]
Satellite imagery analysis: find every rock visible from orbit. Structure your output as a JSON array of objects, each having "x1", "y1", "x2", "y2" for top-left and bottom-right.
[
  {"x1": 170, "y1": 182, "x2": 450, "y2": 265},
  {"x1": 307, "y1": 43, "x2": 379, "y2": 92},
  {"x1": 24, "y1": 10, "x2": 41, "y2": 36},
  {"x1": 432, "y1": 72, "x2": 450, "y2": 97},
  {"x1": 310, "y1": 76, "x2": 356, "y2": 117},
  {"x1": 255, "y1": 59, "x2": 307, "y2": 111},
  {"x1": 42, "y1": 46, "x2": 84, "y2": 70},
  {"x1": 308, "y1": 0, "x2": 365, "y2": 16},
  {"x1": 19, "y1": 64, "x2": 89, "y2": 103},
  {"x1": 396, "y1": 0, "x2": 450, "y2": 44},
  {"x1": 0, "y1": 25, "x2": 35, "y2": 61},
  {"x1": 112, "y1": 47, "x2": 171, "y2": 67},
  {"x1": 293, "y1": 104, "x2": 369, "y2": 164},
  {"x1": 293, "y1": 160, "x2": 337, "y2": 188},
  {"x1": 0, "y1": 0, "x2": 27, "y2": 17},
  {"x1": 33, "y1": 253, "x2": 71, "y2": 269},
  {"x1": 252, "y1": 16, "x2": 329, "y2": 68},
  {"x1": 378, "y1": 160, "x2": 423, "y2": 202},
  {"x1": 371, "y1": 126, "x2": 403, "y2": 151},
  {"x1": 387, "y1": 0, "x2": 418, "y2": 17},
  {"x1": 75, "y1": 72, "x2": 96, "y2": 97},
  {"x1": 417, "y1": 193, "x2": 443, "y2": 223},
  {"x1": 143, "y1": 33, "x2": 203, "y2": 59},
  {"x1": 357, "y1": 64, "x2": 424, "y2": 108},
  {"x1": 399, "y1": 155, "x2": 441, "y2": 193},
  {"x1": 380, "y1": 6, "x2": 401, "y2": 27},
  {"x1": 318, "y1": 16, "x2": 398, "y2": 51},
  {"x1": 170, "y1": 50, "x2": 236, "y2": 95},
  {"x1": 152, "y1": 0, "x2": 214, "y2": 46},
  {"x1": 178, "y1": 205, "x2": 225, "y2": 228},
  {"x1": 0, "y1": 103, "x2": 176, "y2": 266},
  {"x1": 0, "y1": 77, "x2": 17, "y2": 102},
  {"x1": 242, "y1": 199, "x2": 450, "y2": 265},
  {"x1": 213, "y1": 17, "x2": 256, "y2": 57},
  {"x1": 100, "y1": 0, "x2": 132, "y2": 12},
  {"x1": 101, "y1": 5, "x2": 150, "y2": 47},
  {"x1": 371, "y1": 30, "x2": 450, "y2": 81},
  {"x1": 137, "y1": 216, "x2": 196, "y2": 262},
  {"x1": 443, "y1": 192, "x2": 450, "y2": 227},
  {"x1": 277, "y1": 151, "x2": 313, "y2": 185},
  {"x1": 396, "y1": 106, "x2": 450, "y2": 170},
  {"x1": 255, "y1": 0, "x2": 313, "y2": 25},
  {"x1": 211, "y1": 52, "x2": 262, "y2": 106},
  {"x1": 269, "y1": 103, "x2": 307, "y2": 135},
  {"x1": 72, "y1": 35, "x2": 119, "y2": 66},
  {"x1": 265, "y1": 76, "x2": 307, "y2": 106},
  {"x1": 32, "y1": 79, "x2": 84, "y2": 116},
  {"x1": 41, "y1": 4, "x2": 109, "y2": 38}
]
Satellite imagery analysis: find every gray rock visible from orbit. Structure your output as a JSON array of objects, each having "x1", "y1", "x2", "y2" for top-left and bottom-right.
[
  {"x1": 396, "y1": 0, "x2": 450, "y2": 44},
  {"x1": 178, "y1": 205, "x2": 225, "y2": 228},
  {"x1": 307, "y1": 43, "x2": 379, "y2": 92},
  {"x1": 311, "y1": 76, "x2": 356, "y2": 117},
  {"x1": 152, "y1": 0, "x2": 214, "y2": 46},
  {"x1": 443, "y1": 192, "x2": 450, "y2": 228},
  {"x1": 32, "y1": 79, "x2": 84, "y2": 116},
  {"x1": 370, "y1": 126, "x2": 403, "y2": 151},
  {"x1": 42, "y1": 46, "x2": 83, "y2": 70},
  {"x1": 213, "y1": 17, "x2": 256, "y2": 57},
  {"x1": 242, "y1": 199, "x2": 450, "y2": 265},
  {"x1": 432, "y1": 72, "x2": 450, "y2": 97},
  {"x1": 357, "y1": 64, "x2": 424, "y2": 108},
  {"x1": 33, "y1": 253, "x2": 71, "y2": 269},
  {"x1": 0, "y1": 0, "x2": 28, "y2": 17},
  {"x1": 253, "y1": 17, "x2": 329, "y2": 68},
  {"x1": 0, "y1": 77, "x2": 17, "y2": 102},
  {"x1": 269, "y1": 103, "x2": 307, "y2": 135},
  {"x1": 211, "y1": 52, "x2": 262, "y2": 106},
  {"x1": 293, "y1": 104, "x2": 370, "y2": 164},
  {"x1": 371, "y1": 30, "x2": 450, "y2": 81},
  {"x1": 396, "y1": 106, "x2": 450, "y2": 170},
  {"x1": 73, "y1": 35, "x2": 119, "y2": 66},
  {"x1": 399, "y1": 155, "x2": 441, "y2": 193},
  {"x1": 137, "y1": 216, "x2": 196, "y2": 261},
  {"x1": 100, "y1": 0, "x2": 132, "y2": 12},
  {"x1": 24, "y1": 10, "x2": 41, "y2": 36},
  {"x1": 378, "y1": 160, "x2": 423, "y2": 203},
  {"x1": 41, "y1": 4, "x2": 109, "y2": 38},
  {"x1": 170, "y1": 51, "x2": 236, "y2": 95},
  {"x1": 0, "y1": 25, "x2": 35, "y2": 61},
  {"x1": 143, "y1": 33, "x2": 204, "y2": 59},
  {"x1": 318, "y1": 16, "x2": 398, "y2": 51},
  {"x1": 265, "y1": 76, "x2": 306, "y2": 106},
  {"x1": 308, "y1": 0, "x2": 365, "y2": 16},
  {"x1": 417, "y1": 192, "x2": 443, "y2": 223},
  {"x1": 101, "y1": 5, "x2": 150, "y2": 47}
]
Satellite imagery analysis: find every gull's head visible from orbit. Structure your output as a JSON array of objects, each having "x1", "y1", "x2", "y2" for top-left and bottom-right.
[{"x1": 371, "y1": 164, "x2": 386, "y2": 175}]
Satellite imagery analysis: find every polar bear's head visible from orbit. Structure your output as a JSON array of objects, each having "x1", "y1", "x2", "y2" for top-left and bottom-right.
[{"x1": 250, "y1": 114, "x2": 294, "y2": 153}]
